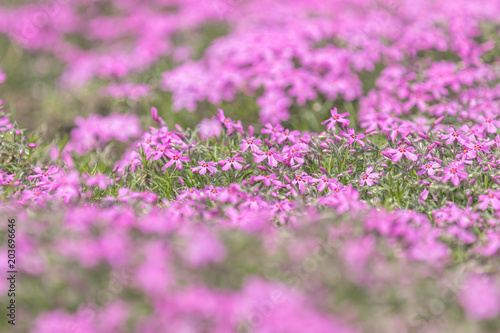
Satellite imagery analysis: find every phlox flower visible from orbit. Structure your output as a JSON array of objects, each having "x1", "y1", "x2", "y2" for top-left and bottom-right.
[
  {"x1": 442, "y1": 162, "x2": 468, "y2": 186},
  {"x1": 321, "y1": 108, "x2": 350, "y2": 130},
  {"x1": 479, "y1": 113, "x2": 500, "y2": 133},
  {"x1": 191, "y1": 160, "x2": 217, "y2": 175},
  {"x1": 277, "y1": 128, "x2": 300, "y2": 144},
  {"x1": 213, "y1": 109, "x2": 243, "y2": 135},
  {"x1": 409, "y1": 239, "x2": 450, "y2": 266},
  {"x1": 282, "y1": 144, "x2": 305, "y2": 167},
  {"x1": 164, "y1": 149, "x2": 189, "y2": 170},
  {"x1": 440, "y1": 126, "x2": 467, "y2": 145},
  {"x1": 253, "y1": 148, "x2": 283, "y2": 167},
  {"x1": 28, "y1": 165, "x2": 59, "y2": 181},
  {"x1": 0, "y1": 116, "x2": 12, "y2": 132},
  {"x1": 417, "y1": 161, "x2": 440, "y2": 176},
  {"x1": 359, "y1": 166, "x2": 380, "y2": 187},
  {"x1": 404, "y1": 85, "x2": 432, "y2": 111},
  {"x1": 492, "y1": 134, "x2": 500, "y2": 149},
  {"x1": 198, "y1": 119, "x2": 222, "y2": 139},
  {"x1": 254, "y1": 173, "x2": 282, "y2": 186},
  {"x1": 272, "y1": 200, "x2": 294, "y2": 213},
  {"x1": 261, "y1": 123, "x2": 283, "y2": 140},
  {"x1": 465, "y1": 138, "x2": 494, "y2": 155},
  {"x1": 291, "y1": 172, "x2": 309, "y2": 194},
  {"x1": 456, "y1": 146, "x2": 476, "y2": 160},
  {"x1": 240, "y1": 136, "x2": 262, "y2": 152},
  {"x1": 309, "y1": 174, "x2": 338, "y2": 192},
  {"x1": 478, "y1": 190, "x2": 500, "y2": 211},
  {"x1": 460, "y1": 124, "x2": 484, "y2": 140},
  {"x1": 386, "y1": 145, "x2": 418, "y2": 162},
  {"x1": 459, "y1": 274, "x2": 500, "y2": 320},
  {"x1": 340, "y1": 128, "x2": 366, "y2": 147},
  {"x1": 84, "y1": 174, "x2": 112, "y2": 190},
  {"x1": 206, "y1": 185, "x2": 219, "y2": 200},
  {"x1": 149, "y1": 143, "x2": 169, "y2": 160},
  {"x1": 219, "y1": 154, "x2": 244, "y2": 171},
  {"x1": 177, "y1": 188, "x2": 202, "y2": 201}
]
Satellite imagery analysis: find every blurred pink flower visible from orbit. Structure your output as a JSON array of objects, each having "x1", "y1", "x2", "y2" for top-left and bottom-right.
[{"x1": 459, "y1": 274, "x2": 500, "y2": 320}]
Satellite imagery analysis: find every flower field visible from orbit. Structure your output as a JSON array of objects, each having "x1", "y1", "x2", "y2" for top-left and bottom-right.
[{"x1": 1, "y1": 0, "x2": 500, "y2": 332}]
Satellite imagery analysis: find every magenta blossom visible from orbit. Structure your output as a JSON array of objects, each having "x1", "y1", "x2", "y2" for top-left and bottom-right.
[
  {"x1": 478, "y1": 190, "x2": 500, "y2": 210},
  {"x1": 386, "y1": 145, "x2": 418, "y2": 162},
  {"x1": 321, "y1": 108, "x2": 350, "y2": 130},
  {"x1": 309, "y1": 174, "x2": 332, "y2": 192},
  {"x1": 465, "y1": 138, "x2": 494, "y2": 155},
  {"x1": 442, "y1": 162, "x2": 468, "y2": 186},
  {"x1": 359, "y1": 167, "x2": 380, "y2": 187},
  {"x1": 261, "y1": 123, "x2": 283, "y2": 140},
  {"x1": 456, "y1": 146, "x2": 476, "y2": 160},
  {"x1": 459, "y1": 274, "x2": 500, "y2": 320},
  {"x1": 254, "y1": 173, "x2": 282, "y2": 186},
  {"x1": 479, "y1": 113, "x2": 500, "y2": 133},
  {"x1": 149, "y1": 144, "x2": 169, "y2": 161},
  {"x1": 291, "y1": 172, "x2": 310, "y2": 194},
  {"x1": 253, "y1": 148, "x2": 283, "y2": 167},
  {"x1": 417, "y1": 161, "x2": 440, "y2": 176},
  {"x1": 440, "y1": 126, "x2": 467, "y2": 145},
  {"x1": 164, "y1": 149, "x2": 190, "y2": 170},
  {"x1": 277, "y1": 129, "x2": 300, "y2": 144},
  {"x1": 191, "y1": 160, "x2": 217, "y2": 175},
  {"x1": 240, "y1": 136, "x2": 262, "y2": 152},
  {"x1": 28, "y1": 165, "x2": 59, "y2": 181},
  {"x1": 282, "y1": 144, "x2": 305, "y2": 167},
  {"x1": 213, "y1": 109, "x2": 243, "y2": 135},
  {"x1": 340, "y1": 128, "x2": 366, "y2": 147},
  {"x1": 219, "y1": 154, "x2": 244, "y2": 171}
]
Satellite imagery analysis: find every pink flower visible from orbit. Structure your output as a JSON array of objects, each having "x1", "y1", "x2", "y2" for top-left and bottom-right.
[
  {"x1": 291, "y1": 172, "x2": 309, "y2": 194},
  {"x1": 465, "y1": 138, "x2": 494, "y2": 155},
  {"x1": 417, "y1": 161, "x2": 440, "y2": 176},
  {"x1": 254, "y1": 173, "x2": 282, "y2": 186},
  {"x1": 459, "y1": 274, "x2": 500, "y2": 320},
  {"x1": 219, "y1": 154, "x2": 244, "y2": 171},
  {"x1": 340, "y1": 128, "x2": 366, "y2": 147},
  {"x1": 240, "y1": 136, "x2": 262, "y2": 152},
  {"x1": 191, "y1": 160, "x2": 217, "y2": 175},
  {"x1": 212, "y1": 109, "x2": 243, "y2": 135},
  {"x1": 261, "y1": 123, "x2": 283, "y2": 140},
  {"x1": 164, "y1": 149, "x2": 190, "y2": 170},
  {"x1": 149, "y1": 143, "x2": 168, "y2": 160},
  {"x1": 478, "y1": 190, "x2": 500, "y2": 211},
  {"x1": 359, "y1": 166, "x2": 380, "y2": 187},
  {"x1": 0, "y1": 117, "x2": 13, "y2": 132},
  {"x1": 213, "y1": 108, "x2": 232, "y2": 130},
  {"x1": 321, "y1": 108, "x2": 350, "y2": 130},
  {"x1": 198, "y1": 119, "x2": 222, "y2": 139},
  {"x1": 440, "y1": 126, "x2": 467, "y2": 145},
  {"x1": 253, "y1": 148, "x2": 283, "y2": 167},
  {"x1": 442, "y1": 162, "x2": 468, "y2": 186},
  {"x1": 456, "y1": 146, "x2": 476, "y2": 160},
  {"x1": 492, "y1": 135, "x2": 500, "y2": 149},
  {"x1": 309, "y1": 174, "x2": 337, "y2": 192},
  {"x1": 277, "y1": 128, "x2": 300, "y2": 144},
  {"x1": 386, "y1": 145, "x2": 418, "y2": 162},
  {"x1": 282, "y1": 144, "x2": 306, "y2": 167},
  {"x1": 479, "y1": 113, "x2": 500, "y2": 133},
  {"x1": 28, "y1": 165, "x2": 59, "y2": 181}
]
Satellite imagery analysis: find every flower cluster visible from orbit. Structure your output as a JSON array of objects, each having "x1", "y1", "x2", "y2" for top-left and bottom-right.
[{"x1": 1, "y1": 0, "x2": 500, "y2": 331}]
